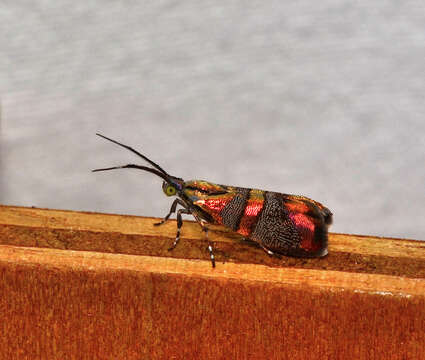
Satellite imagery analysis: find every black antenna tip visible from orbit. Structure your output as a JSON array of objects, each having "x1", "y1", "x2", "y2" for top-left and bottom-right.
[
  {"x1": 96, "y1": 133, "x2": 112, "y2": 141},
  {"x1": 92, "y1": 166, "x2": 125, "y2": 172}
]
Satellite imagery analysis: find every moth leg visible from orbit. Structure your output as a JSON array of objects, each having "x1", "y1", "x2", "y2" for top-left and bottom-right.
[
  {"x1": 203, "y1": 227, "x2": 216, "y2": 268},
  {"x1": 260, "y1": 245, "x2": 282, "y2": 259},
  {"x1": 240, "y1": 236, "x2": 263, "y2": 249},
  {"x1": 155, "y1": 199, "x2": 187, "y2": 226},
  {"x1": 189, "y1": 214, "x2": 216, "y2": 268},
  {"x1": 168, "y1": 208, "x2": 192, "y2": 251}
]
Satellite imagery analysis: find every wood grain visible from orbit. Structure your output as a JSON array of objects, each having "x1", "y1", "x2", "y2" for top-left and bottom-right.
[{"x1": 0, "y1": 205, "x2": 424, "y2": 359}]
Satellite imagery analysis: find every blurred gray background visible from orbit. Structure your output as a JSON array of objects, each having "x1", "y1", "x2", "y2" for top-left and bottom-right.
[{"x1": 0, "y1": 1, "x2": 424, "y2": 240}]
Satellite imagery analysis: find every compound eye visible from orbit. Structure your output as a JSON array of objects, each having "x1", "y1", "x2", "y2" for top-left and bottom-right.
[{"x1": 165, "y1": 185, "x2": 177, "y2": 196}]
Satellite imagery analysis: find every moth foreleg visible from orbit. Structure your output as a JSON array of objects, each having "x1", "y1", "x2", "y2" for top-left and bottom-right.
[
  {"x1": 168, "y1": 208, "x2": 192, "y2": 251},
  {"x1": 155, "y1": 199, "x2": 187, "y2": 226}
]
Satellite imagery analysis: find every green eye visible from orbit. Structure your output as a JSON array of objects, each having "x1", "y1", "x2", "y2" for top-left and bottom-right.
[{"x1": 165, "y1": 185, "x2": 177, "y2": 196}]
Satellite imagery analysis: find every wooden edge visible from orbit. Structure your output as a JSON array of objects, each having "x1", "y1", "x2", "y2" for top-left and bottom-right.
[
  {"x1": 1, "y1": 204, "x2": 425, "y2": 279},
  {"x1": 1, "y1": 244, "x2": 424, "y2": 297}
]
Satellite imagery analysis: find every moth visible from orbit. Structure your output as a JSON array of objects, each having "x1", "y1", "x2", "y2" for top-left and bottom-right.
[{"x1": 93, "y1": 133, "x2": 333, "y2": 267}]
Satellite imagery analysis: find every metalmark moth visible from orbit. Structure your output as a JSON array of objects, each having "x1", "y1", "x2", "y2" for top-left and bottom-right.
[{"x1": 93, "y1": 134, "x2": 332, "y2": 267}]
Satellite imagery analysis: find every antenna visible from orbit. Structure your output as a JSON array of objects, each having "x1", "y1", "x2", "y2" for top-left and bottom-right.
[{"x1": 96, "y1": 133, "x2": 169, "y2": 175}]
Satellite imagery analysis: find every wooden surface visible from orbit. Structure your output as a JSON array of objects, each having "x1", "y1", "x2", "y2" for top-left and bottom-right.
[{"x1": 0, "y1": 205, "x2": 424, "y2": 359}]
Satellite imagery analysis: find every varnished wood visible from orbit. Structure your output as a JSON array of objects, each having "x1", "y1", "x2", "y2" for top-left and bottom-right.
[
  {"x1": 1, "y1": 205, "x2": 424, "y2": 277},
  {"x1": 0, "y1": 205, "x2": 424, "y2": 359}
]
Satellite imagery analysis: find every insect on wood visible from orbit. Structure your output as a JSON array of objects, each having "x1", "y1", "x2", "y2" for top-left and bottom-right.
[{"x1": 93, "y1": 134, "x2": 333, "y2": 267}]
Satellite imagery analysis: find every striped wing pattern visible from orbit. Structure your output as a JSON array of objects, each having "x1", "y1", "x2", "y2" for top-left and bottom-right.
[{"x1": 185, "y1": 181, "x2": 331, "y2": 257}]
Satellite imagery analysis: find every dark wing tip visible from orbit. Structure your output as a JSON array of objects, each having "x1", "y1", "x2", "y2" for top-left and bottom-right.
[{"x1": 322, "y1": 207, "x2": 333, "y2": 225}]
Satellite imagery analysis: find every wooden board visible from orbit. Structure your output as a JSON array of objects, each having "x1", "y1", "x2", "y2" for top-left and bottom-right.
[{"x1": 0, "y1": 205, "x2": 424, "y2": 359}]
